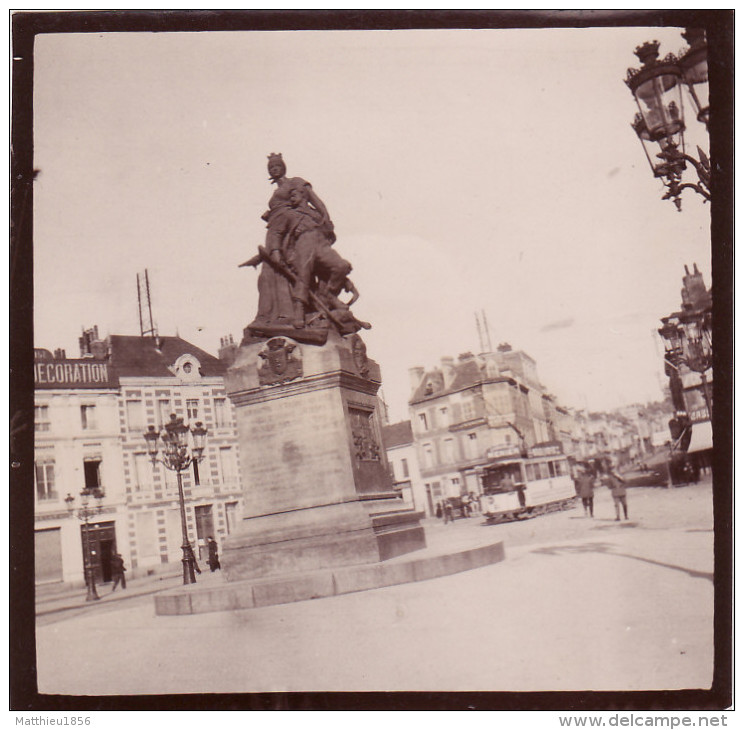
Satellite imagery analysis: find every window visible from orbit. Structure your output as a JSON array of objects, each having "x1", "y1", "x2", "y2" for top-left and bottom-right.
[
  {"x1": 194, "y1": 504, "x2": 213, "y2": 537},
  {"x1": 214, "y1": 398, "x2": 228, "y2": 428},
  {"x1": 401, "y1": 458, "x2": 409, "y2": 478},
  {"x1": 422, "y1": 443, "x2": 434, "y2": 468},
  {"x1": 418, "y1": 413, "x2": 428, "y2": 431},
  {"x1": 35, "y1": 405, "x2": 50, "y2": 432},
  {"x1": 444, "y1": 438, "x2": 456, "y2": 463},
  {"x1": 463, "y1": 400, "x2": 475, "y2": 420},
  {"x1": 219, "y1": 447, "x2": 235, "y2": 482},
  {"x1": 439, "y1": 407, "x2": 449, "y2": 426},
  {"x1": 126, "y1": 400, "x2": 144, "y2": 432},
  {"x1": 133, "y1": 452, "x2": 150, "y2": 491},
  {"x1": 80, "y1": 405, "x2": 97, "y2": 430},
  {"x1": 467, "y1": 432, "x2": 478, "y2": 459},
  {"x1": 158, "y1": 399, "x2": 172, "y2": 427},
  {"x1": 225, "y1": 502, "x2": 239, "y2": 534},
  {"x1": 35, "y1": 460, "x2": 57, "y2": 501},
  {"x1": 186, "y1": 399, "x2": 200, "y2": 422},
  {"x1": 83, "y1": 459, "x2": 102, "y2": 490}
]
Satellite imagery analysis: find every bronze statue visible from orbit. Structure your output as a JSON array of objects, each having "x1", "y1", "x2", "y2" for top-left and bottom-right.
[{"x1": 241, "y1": 154, "x2": 369, "y2": 343}]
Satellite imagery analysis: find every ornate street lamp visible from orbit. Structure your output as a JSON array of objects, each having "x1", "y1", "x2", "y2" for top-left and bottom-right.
[
  {"x1": 65, "y1": 486, "x2": 105, "y2": 602},
  {"x1": 659, "y1": 316, "x2": 712, "y2": 421},
  {"x1": 144, "y1": 414, "x2": 208, "y2": 585},
  {"x1": 625, "y1": 29, "x2": 710, "y2": 211}
]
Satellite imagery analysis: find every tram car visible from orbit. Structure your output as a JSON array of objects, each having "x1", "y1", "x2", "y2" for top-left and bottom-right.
[{"x1": 479, "y1": 442, "x2": 577, "y2": 523}]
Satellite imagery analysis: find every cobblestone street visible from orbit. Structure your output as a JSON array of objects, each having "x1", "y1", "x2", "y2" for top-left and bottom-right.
[{"x1": 36, "y1": 480, "x2": 715, "y2": 695}]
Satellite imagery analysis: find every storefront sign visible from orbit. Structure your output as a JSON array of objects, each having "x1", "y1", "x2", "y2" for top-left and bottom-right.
[
  {"x1": 34, "y1": 360, "x2": 118, "y2": 389},
  {"x1": 527, "y1": 441, "x2": 563, "y2": 458},
  {"x1": 486, "y1": 444, "x2": 522, "y2": 459}
]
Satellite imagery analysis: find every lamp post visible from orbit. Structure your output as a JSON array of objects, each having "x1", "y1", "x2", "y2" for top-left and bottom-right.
[
  {"x1": 625, "y1": 28, "x2": 710, "y2": 211},
  {"x1": 144, "y1": 414, "x2": 208, "y2": 586},
  {"x1": 659, "y1": 315, "x2": 712, "y2": 420},
  {"x1": 65, "y1": 486, "x2": 105, "y2": 602}
]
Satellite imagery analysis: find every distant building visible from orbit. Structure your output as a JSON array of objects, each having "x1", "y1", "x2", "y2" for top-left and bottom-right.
[
  {"x1": 33, "y1": 327, "x2": 243, "y2": 586},
  {"x1": 381, "y1": 420, "x2": 429, "y2": 516},
  {"x1": 406, "y1": 346, "x2": 561, "y2": 507}
]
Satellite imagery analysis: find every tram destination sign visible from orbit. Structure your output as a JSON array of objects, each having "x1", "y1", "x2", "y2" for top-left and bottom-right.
[{"x1": 34, "y1": 359, "x2": 119, "y2": 389}]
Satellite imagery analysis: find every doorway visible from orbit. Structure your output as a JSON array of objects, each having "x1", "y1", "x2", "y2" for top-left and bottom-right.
[{"x1": 80, "y1": 521, "x2": 116, "y2": 584}]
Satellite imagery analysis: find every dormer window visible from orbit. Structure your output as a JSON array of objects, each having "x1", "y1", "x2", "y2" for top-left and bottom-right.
[
  {"x1": 172, "y1": 354, "x2": 201, "y2": 381},
  {"x1": 424, "y1": 382, "x2": 434, "y2": 395}
]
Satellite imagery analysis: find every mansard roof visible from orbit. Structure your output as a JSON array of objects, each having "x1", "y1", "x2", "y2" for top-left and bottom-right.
[{"x1": 108, "y1": 335, "x2": 227, "y2": 378}]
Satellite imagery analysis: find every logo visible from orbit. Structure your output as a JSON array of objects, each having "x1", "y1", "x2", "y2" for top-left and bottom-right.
[{"x1": 258, "y1": 337, "x2": 302, "y2": 386}]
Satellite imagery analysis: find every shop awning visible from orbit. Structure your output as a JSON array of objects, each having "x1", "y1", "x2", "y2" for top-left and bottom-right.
[{"x1": 687, "y1": 421, "x2": 713, "y2": 453}]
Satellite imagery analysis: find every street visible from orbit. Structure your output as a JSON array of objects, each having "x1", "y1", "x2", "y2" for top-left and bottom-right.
[{"x1": 36, "y1": 480, "x2": 714, "y2": 695}]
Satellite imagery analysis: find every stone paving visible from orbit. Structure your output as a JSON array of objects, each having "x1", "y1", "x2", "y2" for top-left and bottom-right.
[{"x1": 35, "y1": 480, "x2": 716, "y2": 695}]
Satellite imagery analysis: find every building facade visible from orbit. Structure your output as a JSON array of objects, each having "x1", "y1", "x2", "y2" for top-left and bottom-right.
[
  {"x1": 381, "y1": 420, "x2": 429, "y2": 516},
  {"x1": 407, "y1": 346, "x2": 564, "y2": 508},
  {"x1": 33, "y1": 328, "x2": 244, "y2": 586}
]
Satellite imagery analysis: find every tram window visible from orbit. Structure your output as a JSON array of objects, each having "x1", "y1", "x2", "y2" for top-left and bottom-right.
[
  {"x1": 538, "y1": 462, "x2": 550, "y2": 480},
  {"x1": 553, "y1": 460, "x2": 568, "y2": 476},
  {"x1": 526, "y1": 464, "x2": 538, "y2": 481},
  {"x1": 548, "y1": 461, "x2": 556, "y2": 478}
]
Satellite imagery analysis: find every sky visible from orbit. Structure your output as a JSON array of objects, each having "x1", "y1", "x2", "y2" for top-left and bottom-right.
[{"x1": 32, "y1": 23, "x2": 712, "y2": 423}]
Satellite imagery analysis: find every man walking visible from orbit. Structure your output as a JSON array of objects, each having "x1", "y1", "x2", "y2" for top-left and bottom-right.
[
  {"x1": 576, "y1": 464, "x2": 596, "y2": 518},
  {"x1": 606, "y1": 463, "x2": 628, "y2": 521},
  {"x1": 110, "y1": 552, "x2": 127, "y2": 592}
]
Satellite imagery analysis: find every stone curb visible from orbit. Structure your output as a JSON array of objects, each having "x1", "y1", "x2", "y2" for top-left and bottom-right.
[{"x1": 155, "y1": 540, "x2": 505, "y2": 615}]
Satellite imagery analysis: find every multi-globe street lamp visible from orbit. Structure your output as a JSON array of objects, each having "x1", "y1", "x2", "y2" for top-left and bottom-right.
[
  {"x1": 625, "y1": 28, "x2": 710, "y2": 211},
  {"x1": 144, "y1": 414, "x2": 208, "y2": 586},
  {"x1": 64, "y1": 486, "x2": 105, "y2": 602}
]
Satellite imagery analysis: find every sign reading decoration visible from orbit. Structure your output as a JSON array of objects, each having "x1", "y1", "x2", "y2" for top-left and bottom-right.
[{"x1": 34, "y1": 360, "x2": 119, "y2": 389}]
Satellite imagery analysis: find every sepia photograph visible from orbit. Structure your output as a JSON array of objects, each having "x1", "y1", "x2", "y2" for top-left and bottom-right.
[{"x1": 10, "y1": 9, "x2": 732, "y2": 714}]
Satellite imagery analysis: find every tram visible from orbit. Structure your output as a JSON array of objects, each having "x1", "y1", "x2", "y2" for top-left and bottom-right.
[{"x1": 478, "y1": 441, "x2": 577, "y2": 523}]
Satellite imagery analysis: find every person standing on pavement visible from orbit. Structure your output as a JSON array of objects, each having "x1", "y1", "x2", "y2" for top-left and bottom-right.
[
  {"x1": 606, "y1": 463, "x2": 628, "y2": 521},
  {"x1": 443, "y1": 500, "x2": 453, "y2": 524},
  {"x1": 207, "y1": 536, "x2": 221, "y2": 572},
  {"x1": 576, "y1": 465, "x2": 595, "y2": 517},
  {"x1": 110, "y1": 552, "x2": 127, "y2": 592}
]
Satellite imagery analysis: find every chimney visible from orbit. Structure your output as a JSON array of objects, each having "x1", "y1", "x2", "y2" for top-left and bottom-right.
[
  {"x1": 409, "y1": 366, "x2": 425, "y2": 393},
  {"x1": 53, "y1": 348, "x2": 66, "y2": 360},
  {"x1": 440, "y1": 356, "x2": 456, "y2": 386},
  {"x1": 218, "y1": 334, "x2": 238, "y2": 366}
]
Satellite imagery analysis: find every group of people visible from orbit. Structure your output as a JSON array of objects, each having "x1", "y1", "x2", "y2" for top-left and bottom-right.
[
  {"x1": 574, "y1": 462, "x2": 629, "y2": 521},
  {"x1": 106, "y1": 536, "x2": 222, "y2": 594},
  {"x1": 436, "y1": 492, "x2": 480, "y2": 523}
]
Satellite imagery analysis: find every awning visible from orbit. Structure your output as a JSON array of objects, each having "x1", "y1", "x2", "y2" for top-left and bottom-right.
[{"x1": 687, "y1": 421, "x2": 713, "y2": 453}]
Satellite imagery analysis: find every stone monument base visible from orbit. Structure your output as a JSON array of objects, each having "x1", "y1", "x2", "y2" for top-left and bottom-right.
[
  {"x1": 155, "y1": 537, "x2": 506, "y2": 615},
  {"x1": 220, "y1": 330, "x2": 426, "y2": 586},
  {"x1": 222, "y1": 499, "x2": 425, "y2": 583}
]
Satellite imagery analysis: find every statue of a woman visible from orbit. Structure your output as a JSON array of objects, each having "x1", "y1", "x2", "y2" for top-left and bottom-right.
[{"x1": 245, "y1": 154, "x2": 334, "y2": 331}]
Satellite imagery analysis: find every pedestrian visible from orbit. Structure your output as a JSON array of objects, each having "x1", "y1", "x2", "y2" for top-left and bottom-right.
[
  {"x1": 443, "y1": 500, "x2": 453, "y2": 524},
  {"x1": 576, "y1": 465, "x2": 595, "y2": 517},
  {"x1": 207, "y1": 536, "x2": 221, "y2": 572},
  {"x1": 461, "y1": 492, "x2": 471, "y2": 517},
  {"x1": 435, "y1": 501, "x2": 443, "y2": 519},
  {"x1": 110, "y1": 552, "x2": 127, "y2": 592},
  {"x1": 606, "y1": 464, "x2": 628, "y2": 521}
]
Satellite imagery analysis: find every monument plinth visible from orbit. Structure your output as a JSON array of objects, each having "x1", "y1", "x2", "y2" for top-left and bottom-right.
[{"x1": 221, "y1": 330, "x2": 425, "y2": 582}]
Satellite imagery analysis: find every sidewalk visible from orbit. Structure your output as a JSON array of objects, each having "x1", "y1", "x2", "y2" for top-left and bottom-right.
[{"x1": 35, "y1": 566, "x2": 224, "y2": 616}]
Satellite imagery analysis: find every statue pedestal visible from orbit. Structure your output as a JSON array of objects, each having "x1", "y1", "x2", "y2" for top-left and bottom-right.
[{"x1": 221, "y1": 331, "x2": 425, "y2": 582}]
